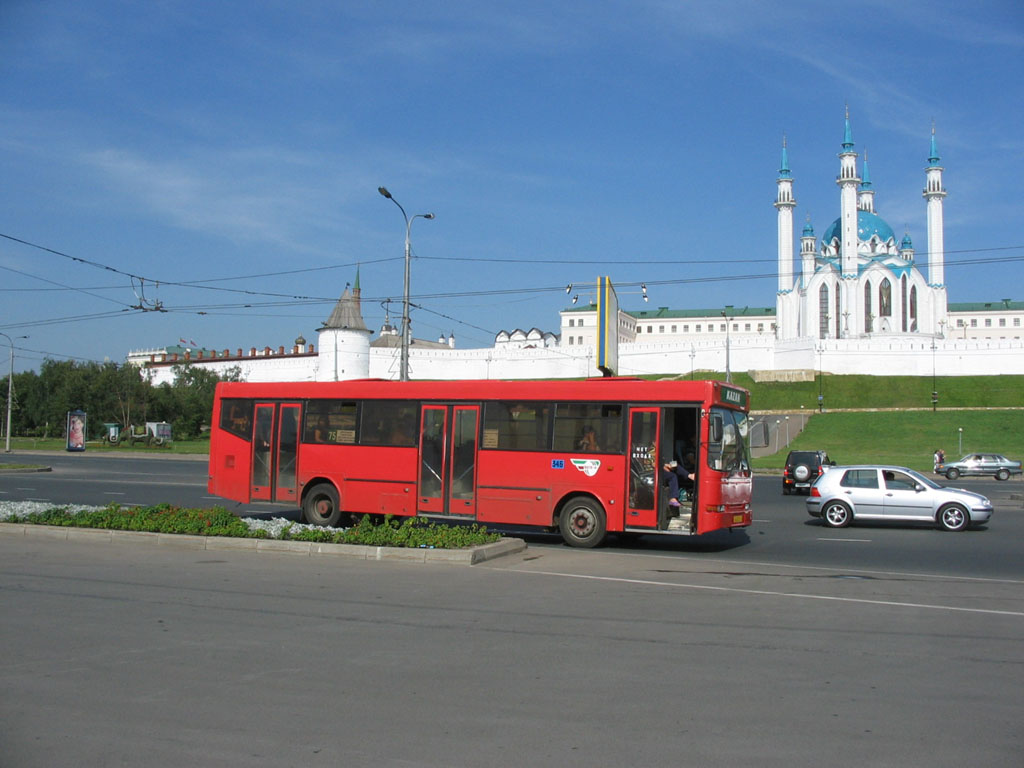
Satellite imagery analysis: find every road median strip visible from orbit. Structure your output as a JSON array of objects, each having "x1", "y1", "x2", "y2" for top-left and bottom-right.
[{"x1": 0, "y1": 521, "x2": 526, "y2": 565}]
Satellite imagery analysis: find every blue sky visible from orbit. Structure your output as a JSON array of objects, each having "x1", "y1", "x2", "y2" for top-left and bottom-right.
[{"x1": 2, "y1": 0, "x2": 1022, "y2": 372}]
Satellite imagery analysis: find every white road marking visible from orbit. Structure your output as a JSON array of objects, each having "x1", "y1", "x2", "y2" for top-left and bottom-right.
[
  {"x1": 816, "y1": 537, "x2": 872, "y2": 542},
  {"x1": 595, "y1": 549, "x2": 1024, "y2": 585},
  {"x1": 513, "y1": 569, "x2": 1024, "y2": 617}
]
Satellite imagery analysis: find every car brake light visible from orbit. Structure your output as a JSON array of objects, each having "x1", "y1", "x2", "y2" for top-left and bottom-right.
[{"x1": 809, "y1": 487, "x2": 821, "y2": 497}]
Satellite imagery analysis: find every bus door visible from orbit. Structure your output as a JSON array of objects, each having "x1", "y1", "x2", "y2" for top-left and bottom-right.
[
  {"x1": 626, "y1": 408, "x2": 660, "y2": 528},
  {"x1": 418, "y1": 404, "x2": 480, "y2": 516},
  {"x1": 250, "y1": 402, "x2": 301, "y2": 503}
]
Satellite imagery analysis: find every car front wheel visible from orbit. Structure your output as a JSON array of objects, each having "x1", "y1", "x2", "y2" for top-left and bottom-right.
[
  {"x1": 937, "y1": 504, "x2": 969, "y2": 532},
  {"x1": 822, "y1": 501, "x2": 852, "y2": 528}
]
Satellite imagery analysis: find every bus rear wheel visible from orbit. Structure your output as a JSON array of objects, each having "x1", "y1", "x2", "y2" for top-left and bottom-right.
[
  {"x1": 559, "y1": 498, "x2": 607, "y2": 548},
  {"x1": 303, "y1": 483, "x2": 344, "y2": 527}
]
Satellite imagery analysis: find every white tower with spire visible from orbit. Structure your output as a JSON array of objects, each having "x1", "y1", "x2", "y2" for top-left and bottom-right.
[
  {"x1": 858, "y1": 150, "x2": 875, "y2": 213},
  {"x1": 774, "y1": 137, "x2": 797, "y2": 338},
  {"x1": 837, "y1": 108, "x2": 860, "y2": 279},
  {"x1": 923, "y1": 126, "x2": 947, "y2": 288},
  {"x1": 316, "y1": 269, "x2": 372, "y2": 381},
  {"x1": 835, "y1": 108, "x2": 860, "y2": 337},
  {"x1": 923, "y1": 125, "x2": 948, "y2": 335}
]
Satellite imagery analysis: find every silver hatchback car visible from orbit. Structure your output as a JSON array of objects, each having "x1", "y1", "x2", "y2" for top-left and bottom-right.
[{"x1": 806, "y1": 465, "x2": 993, "y2": 531}]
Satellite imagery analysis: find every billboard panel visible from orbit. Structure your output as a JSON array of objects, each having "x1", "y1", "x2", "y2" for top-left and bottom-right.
[{"x1": 596, "y1": 276, "x2": 619, "y2": 376}]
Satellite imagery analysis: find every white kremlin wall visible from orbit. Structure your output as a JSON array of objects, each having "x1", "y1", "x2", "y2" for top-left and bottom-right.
[{"x1": 133, "y1": 331, "x2": 1023, "y2": 387}]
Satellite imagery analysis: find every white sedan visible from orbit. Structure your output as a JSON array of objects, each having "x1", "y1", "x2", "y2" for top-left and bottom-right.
[{"x1": 806, "y1": 465, "x2": 993, "y2": 532}]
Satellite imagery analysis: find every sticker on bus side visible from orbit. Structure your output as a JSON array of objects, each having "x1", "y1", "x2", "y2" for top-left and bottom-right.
[
  {"x1": 570, "y1": 459, "x2": 601, "y2": 477},
  {"x1": 551, "y1": 459, "x2": 565, "y2": 469}
]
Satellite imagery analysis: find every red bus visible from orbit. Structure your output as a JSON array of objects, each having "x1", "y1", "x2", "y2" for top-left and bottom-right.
[{"x1": 207, "y1": 377, "x2": 754, "y2": 547}]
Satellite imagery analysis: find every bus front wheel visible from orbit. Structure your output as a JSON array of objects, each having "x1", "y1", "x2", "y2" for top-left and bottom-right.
[
  {"x1": 303, "y1": 483, "x2": 344, "y2": 527},
  {"x1": 559, "y1": 498, "x2": 607, "y2": 548}
]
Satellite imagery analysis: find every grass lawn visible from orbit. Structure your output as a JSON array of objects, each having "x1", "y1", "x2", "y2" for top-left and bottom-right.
[
  {"x1": 7, "y1": 437, "x2": 210, "y2": 455},
  {"x1": 752, "y1": 409, "x2": 1024, "y2": 472}
]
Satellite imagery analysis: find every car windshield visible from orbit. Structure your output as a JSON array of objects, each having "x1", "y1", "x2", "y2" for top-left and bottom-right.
[{"x1": 904, "y1": 468, "x2": 942, "y2": 489}]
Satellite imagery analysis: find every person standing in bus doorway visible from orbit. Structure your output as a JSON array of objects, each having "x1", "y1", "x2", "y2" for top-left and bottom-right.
[
  {"x1": 578, "y1": 426, "x2": 599, "y2": 452},
  {"x1": 661, "y1": 460, "x2": 691, "y2": 508}
]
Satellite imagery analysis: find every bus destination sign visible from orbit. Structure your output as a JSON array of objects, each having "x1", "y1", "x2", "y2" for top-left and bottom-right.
[{"x1": 718, "y1": 384, "x2": 748, "y2": 409}]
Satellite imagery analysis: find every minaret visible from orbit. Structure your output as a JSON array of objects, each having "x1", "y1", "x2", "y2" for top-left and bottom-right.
[
  {"x1": 900, "y1": 230, "x2": 914, "y2": 262},
  {"x1": 836, "y1": 107, "x2": 860, "y2": 278},
  {"x1": 800, "y1": 216, "x2": 816, "y2": 289},
  {"x1": 923, "y1": 124, "x2": 947, "y2": 287},
  {"x1": 858, "y1": 149, "x2": 875, "y2": 213},
  {"x1": 775, "y1": 136, "x2": 796, "y2": 294}
]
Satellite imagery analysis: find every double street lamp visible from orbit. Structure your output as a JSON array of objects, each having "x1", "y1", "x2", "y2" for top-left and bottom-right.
[
  {"x1": 378, "y1": 187, "x2": 434, "y2": 382},
  {"x1": 1, "y1": 332, "x2": 27, "y2": 453}
]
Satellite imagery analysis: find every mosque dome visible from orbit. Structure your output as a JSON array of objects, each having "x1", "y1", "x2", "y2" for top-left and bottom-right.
[{"x1": 822, "y1": 210, "x2": 896, "y2": 245}]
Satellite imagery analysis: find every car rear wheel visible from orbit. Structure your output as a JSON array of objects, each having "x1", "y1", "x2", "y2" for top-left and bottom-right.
[
  {"x1": 995, "y1": 469, "x2": 1010, "y2": 481},
  {"x1": 945, "y1": 468, "x2": 960, "y2": 480},
  {"x1": 937, "y1": 504, "x2": 969, "y2": 532},
  {"x1": 559, "y1": 497, "x2": 607, "y2": 548},
  {"x1": 822, "y1": 500, "x2": 852, "y2": 528}
]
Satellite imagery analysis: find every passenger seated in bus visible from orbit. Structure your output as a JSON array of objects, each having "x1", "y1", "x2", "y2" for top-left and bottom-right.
[
  {"x1": 314, "y1": 416, "x2": 330, "y2": 443},
  {"x1": 577, "y1": 426, "x2": 599, "y2": 452}
]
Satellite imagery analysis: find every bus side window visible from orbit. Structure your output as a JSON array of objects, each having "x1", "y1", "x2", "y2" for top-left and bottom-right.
[
  {"x1": 360, "y1": 401, "x2": 418, "y2": 446},
  {"x1": 220, "y1": 399, "x2": 253, "y2": 440},
  {"x1": 482, "y1": 402, "x2": 551, "y2": 451},
  {"x1": 552, "y1": 403, "x2": 624, "y2": 453},
  {"x1": 303, "y1": 400, "x2": 357, "y2": 444}
]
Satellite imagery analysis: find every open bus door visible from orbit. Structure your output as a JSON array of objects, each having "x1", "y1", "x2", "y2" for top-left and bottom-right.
[
  {"x1": 418, "y1": 404, "x2": 479, "y2": 517},
  {"x1": 626, "y1": 408, "x2": 660, "y2": 528},
  {"x1": 250, "y1": 402, "x2": 301, "y2": 503}
]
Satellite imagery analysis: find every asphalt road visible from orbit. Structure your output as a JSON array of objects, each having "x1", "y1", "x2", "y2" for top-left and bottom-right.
[
  {"x1": 2, "y1": 450, "x2": 1023, "y2": 578},
  {"x1": 2, "y1": 453, "x2": 1023, "y2": 767}
]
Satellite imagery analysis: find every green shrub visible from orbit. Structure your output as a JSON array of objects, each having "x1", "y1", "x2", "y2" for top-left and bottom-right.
[{"x1": 5, "y1": 504, "x2": 500, "y2": 549}]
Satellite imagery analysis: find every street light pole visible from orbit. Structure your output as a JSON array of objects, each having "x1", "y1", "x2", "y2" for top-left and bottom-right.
[
  {"x1": 817, "y1": 345, "x2": 824, "y2": 412},
  {"x1": 1, "y1": 332, "x2": 26, "y2": 454},
  {"x1": 378, "y1": 187, "x2": 434, "y2": 382}
]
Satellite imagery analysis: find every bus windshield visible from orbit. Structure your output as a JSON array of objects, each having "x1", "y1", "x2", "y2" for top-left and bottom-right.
[{"x1": 707, "y1": 407, "x2": 750, "y2": 476}]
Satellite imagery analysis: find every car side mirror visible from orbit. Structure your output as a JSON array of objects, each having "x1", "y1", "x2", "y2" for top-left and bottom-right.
[{"x1": 915, "y1": 484, "x2": 926, "y2": 493}]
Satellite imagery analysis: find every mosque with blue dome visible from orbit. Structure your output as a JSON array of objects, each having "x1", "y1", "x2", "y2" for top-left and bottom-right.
[
  {"x1": 774, "y1": 111, "x2": 947, "y2": 342},
  {"x1": 130, "y1": 111, "x2": 1024, "y2": 384}
]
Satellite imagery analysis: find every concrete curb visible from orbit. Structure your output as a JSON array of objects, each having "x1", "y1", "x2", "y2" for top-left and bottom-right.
[
  {"x1": 2, "y1": 449, "x2": 208, "y2": 461},
  {"x1": 0, "y1": 465, "x2": 52, "y2": 473},
  {"x1": 0, "y1": 522, "x2": 527, "y2": 565}
]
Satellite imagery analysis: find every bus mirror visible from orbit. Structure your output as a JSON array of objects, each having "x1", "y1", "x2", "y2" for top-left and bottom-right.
[
  {"x1": 710, "y1": 413, "x2": 723, "y2": 442},
  {"x1": 750, "y1": 420, "x2": 769, "y2": 449}
]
